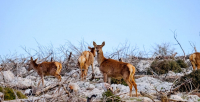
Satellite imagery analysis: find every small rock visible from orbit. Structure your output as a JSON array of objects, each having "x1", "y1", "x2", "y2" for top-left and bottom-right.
[
  {"x1": 143, "y1": 97, "x2": 153, "y2": 102},
  {"x1": 87, "y1": 84, "x2": 95, "y2": 90},
  {"x1": 0, "y1": 70, "x2": 15, "y2": 83},
  {"x1": 26, "y1": 76, "x2": 37, "y2": 80},
  {"x1": 84, "y1": 82, "x2": 90, "y2": 87},
  {"x1": 11, "y1": 77, "x2": 33, "y2": 89},
  {"x1": 83, "y1": 88, "x2": 103, "y2": 98},
  {"x1": 167, "y1": 71, "x2": 176, "y2": 76},
  {"x1": 69, "y1": 83, "x2": 80, "y2": 92},
  {"x1": 25, "y1": 89, "x2": 32, "y2": 96},
  {"x1": 0, "y1": 92, "x2": 4, "y2": 98},
  {"x1": 97, "y1": 79, "x2": 104, "y2": 83},
  {"x1": 13, "y1": 67, "x2": 27, "y2": 76},
  {"x1": 169, "y1": 95, "x2": 185, "y2": 101},
  {"x1": 95, "y1": 83, "x2": 102, "y2": 90},
  {"x1": 102, "y1": 83, "x2": 112, "y2": 91},
  {"x1": 186, "y1": 95, "x2": 200, "y2": 102},
  {"x1": 136, "y1": 60, "x2": 152, "y2": 72}
]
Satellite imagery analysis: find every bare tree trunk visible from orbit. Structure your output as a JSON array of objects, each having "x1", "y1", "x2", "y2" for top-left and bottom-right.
[{"x1": 173, "y1": 31, "x2": 186, "y2": 60}]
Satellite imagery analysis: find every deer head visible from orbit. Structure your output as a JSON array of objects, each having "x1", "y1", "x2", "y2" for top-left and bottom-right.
[
  {"x1": 27, "y1": 57, "x2": 38, "y2": 71},
  {"x1": 88, "y1": 46, "x2": 96, "y2": 57},
  {"x1": 93, "y1": 41, "x2": 105, "y2": 54}
]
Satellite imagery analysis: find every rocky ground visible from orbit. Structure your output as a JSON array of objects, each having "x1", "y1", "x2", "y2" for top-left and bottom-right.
[{"x1": 0, "y1": 59, "x2": 200, "y2": 102}]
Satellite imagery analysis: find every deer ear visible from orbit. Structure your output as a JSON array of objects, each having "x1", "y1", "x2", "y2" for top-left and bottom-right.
[
  {"x1": 35, "y1": 58, "x2": 38, "y2": 62},
  {"x1": 31, "y1": 57, "x2": 33, "y2": 61},
  {"x1": 88, "y1": 46, "x2": 92, "y2": 49},
  {"x1": 102, "y1": 41, "x2": 105, "y2": 47},
  {"x1": 93, "y1": 41, "x2": 97, "y2": 47}
]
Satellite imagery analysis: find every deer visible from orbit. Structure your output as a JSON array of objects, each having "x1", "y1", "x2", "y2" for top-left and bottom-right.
[
  {"x1": 27, "y1": 57, "x2": 62, "y2": 87},
  {"x1": 189, "y1": 52, "x2": 200, "y2": 70},
  {"x1": 93, "y1": 41, "x2": 138, "y2": 97},
  {"x1": 78, "y1": 46, "x2": 96, "y2": 81}
]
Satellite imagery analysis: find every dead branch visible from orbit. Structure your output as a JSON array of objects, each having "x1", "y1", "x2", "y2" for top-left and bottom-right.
[
  {"x1": 170, "y1": 78, "x2": 192, "y2": 93},
  {"x1": 173, "y1": 30, "x2": 186, "y2": 60},
  {"x1": 140, "y1": 92, "x2": 155, "y2": 102},
  {"x1": 35, "y1": 83, "x2": 60, "y2": 95},
  {"x1": 65, "y1": 52, "x2": 72, "y2": 71},
  {"x1": 189, "y1": 41, "x2": 197, "y2": 52}
]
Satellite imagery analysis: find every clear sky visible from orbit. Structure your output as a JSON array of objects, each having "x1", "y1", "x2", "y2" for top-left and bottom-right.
[{"x1": 0, "y1": 0, "x2": 200, "y2": 58}]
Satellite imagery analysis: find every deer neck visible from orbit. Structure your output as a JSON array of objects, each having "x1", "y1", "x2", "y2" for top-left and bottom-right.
[
  {"x1": 97, "y1": 51, "x2": 106, "y2": 65},
  {"x1": 90, "y1": 51, "x2": 95, "y2": 57},
  {"x1": 32, "y1": 63, "x2": 39, "y2": 71}
]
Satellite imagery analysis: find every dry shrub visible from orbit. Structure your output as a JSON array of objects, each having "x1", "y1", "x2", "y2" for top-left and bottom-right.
[
  {"x1": 111, "y1": 78, "x2": 128, "y2": 86},
  {"x1": 175, "y1": 70, "x2": 200, "y2": 92},
  {"x1": 150, "y1": 60, "x2": 182, "y2": 74},
  {"x1": 0, "y1": 86, "x2": 27, "y2": 100},
  {"x1": 176, "y1": 59, "x2": 188, "y2": 68},
  {"x1": 102, "y1": 90, "x2": 121, "y2": 102}
]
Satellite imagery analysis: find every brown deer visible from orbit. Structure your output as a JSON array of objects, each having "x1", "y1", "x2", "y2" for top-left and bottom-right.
[
  {"x1": 27, "y1": 57, "x2": 62, "y2": 87},
  {"x1": 78, "y1": 46, "x2": 96, "y2": 81},
  {"x1": 189, "y1": 52, "x2": 200, "y2": 70},
  {"x1": 93, "y1": 41, "x2": 138, "y2": 97}
]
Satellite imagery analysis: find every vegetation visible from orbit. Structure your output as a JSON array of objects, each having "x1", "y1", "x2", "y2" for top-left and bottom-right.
[
  {"x1": 175, "y1": 70, "x2": 200, "y2": 92},
  {"x1": 102, "y1": 90, "x2": 121, "y2": 102},
  {"x1": 150, "y1": 60, "x2": 182, "y2": 74},
  {"x1": 16, "y1": 90, "x2": 27, "y2": 99},
  {"x1": 111, "y1": 78, "x2": 128, "y2": 86},
  {"x1": 0, "y1": 86, "x2": 27, "y2": 100},
  {"x1": 176, "y1": 59, "x2": 188, "y2": 68}
]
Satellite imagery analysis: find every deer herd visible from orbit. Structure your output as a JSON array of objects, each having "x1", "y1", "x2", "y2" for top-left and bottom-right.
[{"x1": 26, "y1": 41, "x2": 200, "y2": 97}]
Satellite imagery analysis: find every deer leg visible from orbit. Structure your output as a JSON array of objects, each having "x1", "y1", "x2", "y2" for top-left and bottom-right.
[
  {"x1": 124, "y1": 78, "x2": 133, "y2": 97},
  {"x1": 55, "y1": 74, "x2": 62, "y2": 81},
  {"x1": 80, "y1": 66, "x2": 84, "y2": 81},
  {"x1": 131, "y1": 78, "x2": 138, "y2": 97},
  {"x1": 103, "y1": 73, "x2": 108, "y2": 83},
  {"x1": 81, "y1": 70, "x2": 84, "y2": 81},
  {"x1": 197, "y1": 64, "x2": 200, "y2": 70},
  {"x1": 108, "y1": 77, "x2": 111, "y2": 84},
  {"x1": 42, "y1": 76, "x2": 44, "y2": 87},
  {"x1": 38, "y1": 79, "x2": 42, "y2": 87},
  {"x1": 84, "y1": 68, "x2": 88, "y2": 80},
  {"x1": 38, "y1": 76, "x2": 44, "y2": 87},
  {"x1": 191, "y1": 61, "x2": 196, "y2": 70},
  {"x1": 91, "y1": 63, "x2": 95, "y2": 77}
]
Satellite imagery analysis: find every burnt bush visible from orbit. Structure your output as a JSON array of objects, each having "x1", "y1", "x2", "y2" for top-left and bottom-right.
[
  {"x1": 150, "y1": 60, "x2": 182, "y2": 74},
  {"x1": 175, "y1": 70, "x2": 200, "y2": 92}
]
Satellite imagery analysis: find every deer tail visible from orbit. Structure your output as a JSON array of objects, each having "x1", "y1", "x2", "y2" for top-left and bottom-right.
[
  {"x1": 78, "y1": 56, "x2": 86, "y2": 70},
  {"x1": 127, "y1": 64, "x2": 135, "y2": 82}
]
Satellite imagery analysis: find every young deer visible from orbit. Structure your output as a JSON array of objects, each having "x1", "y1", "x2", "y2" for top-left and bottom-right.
[
  {"x1": 78, "y1": 46, "x2": 96, "y2": 81},
  {"x1": 189, "y1": 52, "x2": 200, "y2": 70},
  {"x1": 27, "y1": 57, "x2": 62, "y2": 87},
  {"x1": 93, "y1": 41, "x2": 138, "y2": 97}
]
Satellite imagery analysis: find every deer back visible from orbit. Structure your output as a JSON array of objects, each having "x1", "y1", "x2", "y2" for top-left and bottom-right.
[
  {"x1": 190, "y1": 52, "x2": 200, "y2": 63},
  {"x1": 81, "y1": 51, "x2": 94, "y2": 66},
  {"x1": 38, "y1": 62, "x2": 61, "y2": 76},
  {"x1": 100, "y1": 58, "x2": 132, "y2": 78}
]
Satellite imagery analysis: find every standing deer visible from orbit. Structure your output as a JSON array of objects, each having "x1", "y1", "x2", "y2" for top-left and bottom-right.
[
  {"x1": 93, "y1": 41, "x2": 138, "y2": 97},
  {"x1": 189, "y1": 52, "x2": 200, "y2": 70},
  {"x1": 27, "y1": 57, "x2": 62, "y2": 87},
  {"x1": 78, "y1": 46, "x2": 96, "y2": 81}
]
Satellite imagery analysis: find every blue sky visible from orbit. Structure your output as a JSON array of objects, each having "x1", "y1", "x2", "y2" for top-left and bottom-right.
[{"x1": 0, "y1": 0, "x2": 200, "y2": 58}]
